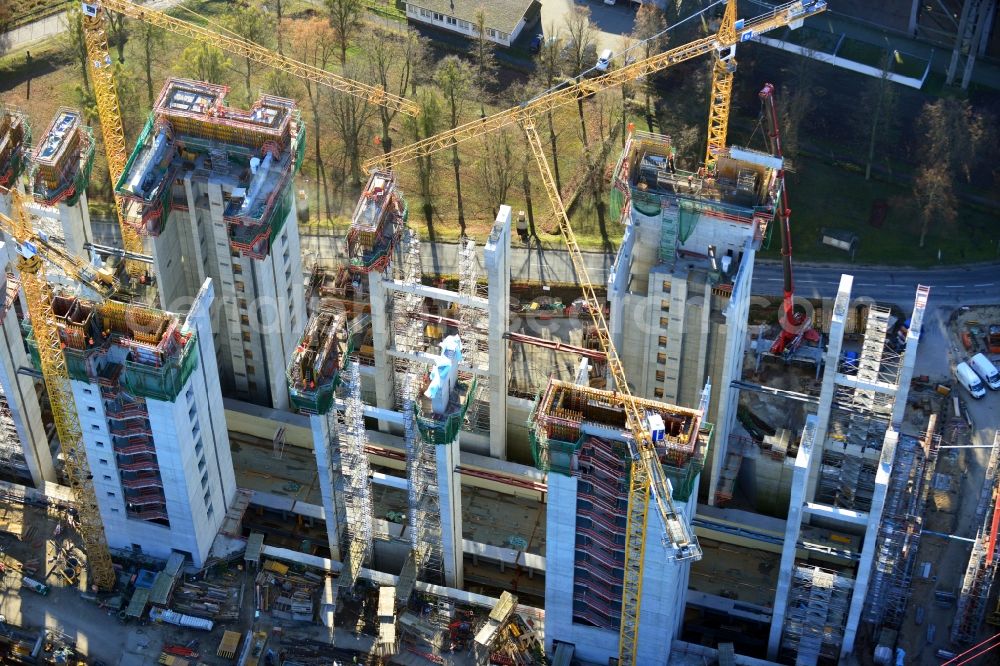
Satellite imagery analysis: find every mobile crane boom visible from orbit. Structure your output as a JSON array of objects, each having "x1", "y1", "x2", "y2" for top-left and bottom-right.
[{"x1": 759, "y1": 82, "x2": 814, "y2": 355}]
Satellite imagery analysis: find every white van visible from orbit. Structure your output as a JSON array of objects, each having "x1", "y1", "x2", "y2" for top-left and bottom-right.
[
  {"x1": 970, "y1": 353, "x2": 1000, "y2": 390},
  {"x1": 956, "y1": 361, "x2": 987, "y2": 399},
  {"x1": 596, "y1": 49, "x2": 613, "y2": 72}
]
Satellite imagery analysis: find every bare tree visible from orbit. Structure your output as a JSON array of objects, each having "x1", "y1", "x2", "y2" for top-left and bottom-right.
[
  {"x1": 470, "y1": 9, "x2": 497, "y2": 117},
  {"x1": 913, "y1": 166, "x2": 956, "y2": 248},
  {"x1": 435, "y1": 56, "x2": 474, "y2": 233},
  {"x1": 63, "y1": 5, "x2": 90, "y2": 93},
  {"x1": 533, "y1": 25, "x2": 564, "y2": 192},
  {"x1": 563, "y1": 6, "x2": 597, "y2": 148},
  {"x1": 133, "y1": 21, "x2": 164, "y2": 107},
  {"x1": 404, "y1": 90, "x2": 443, "y2": 223},
  {"x1": 859, "y1": 51, "x2": 899, "y2": 180},
  {"x1": 917, "y1": 98, "x2": 991, "y2": 183},
  {"x1": 291, "y1": 18, "x2": 338, "y2": 220},
  {"x1": 227, "y1": 0, "x2": 275, "y2": 101},
  {"x1": 274, "y1": 0, "x2": 285, "y2": 53},
  {"x1": 631, "y1": 4, "x2": 668, "y2": 120},
  {"x1": 107, "y1": 11, "x2": 128, "y2": 63},
  {"x1": 330, "y1": 63, "x2": 377, "y2": 186},
  {"x1": 911, "y1": 98, "x2": 992, "y2": 248},
  {"x1": 366, "y1": 28, "x2": 424, "y2": 154},
  {"x1": 325, "y1": 0, "x2": 363, "y2": 68},
  {"x1": 479, "y1": 127, "x2": 518, "y2": 217},
  {"x1": 777, "y1": 83, "x2": 812, "y2": 166}
]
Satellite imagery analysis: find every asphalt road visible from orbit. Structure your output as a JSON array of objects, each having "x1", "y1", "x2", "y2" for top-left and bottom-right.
[{"x1": 751, "y1": 261, "x2": 1000, "y2": 306}]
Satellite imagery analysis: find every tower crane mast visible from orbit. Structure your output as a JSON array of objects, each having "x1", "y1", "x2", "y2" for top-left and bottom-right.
[{"x1": 0, "y1": 188, "x2": 117, "y2": 589}]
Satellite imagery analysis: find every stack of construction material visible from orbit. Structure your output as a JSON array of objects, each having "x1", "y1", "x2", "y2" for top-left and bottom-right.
[
  {"x1": 170, "y1": 574, "x2": 241, "y2": 622},
  {"x1": 255, "y1": 559, "x2": 321, "y2": 622}
]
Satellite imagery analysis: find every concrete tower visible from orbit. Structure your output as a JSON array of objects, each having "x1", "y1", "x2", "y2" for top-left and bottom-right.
[
  {"x1": 117, "y1": 79, "x2": 306, "y2": 409},
  {"x1": 27, "y1": 109, "x2": 95, "y2": 258},
  {"x1": 606, "y1": 130, "x2": 778, "y2": 506},
  {"x1": 47, "y1": 280, "x2": 236, "y2": 566},
  {"x1": 529, "y1": 378, "x2": 712, "y2": 664}
]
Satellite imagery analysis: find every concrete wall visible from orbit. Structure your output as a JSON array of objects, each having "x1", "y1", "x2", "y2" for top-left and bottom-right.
[
  {"x1": 0, "y1": 243, "x2": 55, "y2": 486},
  {"x1": 309, "y1": 412, "x2": 342, "y2": 561},
  {"x1": 155, "y1": 176, "x2": 304, "y2": 409},
  {"x1": 542, "y1": 472, "x2": 580, "y2": 656},
  {"x1": 75, "y1": 281, "x2": 236, "y2": 567}
]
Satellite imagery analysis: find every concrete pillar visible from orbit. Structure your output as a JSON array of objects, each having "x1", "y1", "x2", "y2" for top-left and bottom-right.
[
  {"x1": 946, "y1": 0, "x2": 976, "y2": 85},
  {"x1": 0, "y1": 244, "x2": 56, "y2": 486},
  {"x1": 805, "y1": 274, "x2": 853, "y2": 502},
  {"x1": 58, "y1": 191, "x2": 94, "y2": 258},
  {"x1": 707, "y1": 243, "x2": 754, "y2": 506},
  {"x1": 368, "y1": 271, "x2": 394, "y2": 431},
  {"x1": 908, "y1": 0, "x2": 920, "y2": 35},
  {"x1": 484, "y1": 206, "x2": 511, "y2": 460},
  {"x1": 436, "y1": 436, "x2": 463, "y2": 588},
  {"x1": 310, "y1": 411, "x2": 342, "y2": 561},
  {"x1": 840, "y1": 429, "x2": 898, "y2": 659},
  {"x1": 960, "y1": 0, "x2": 990, "y2": 89},
  {"x1": 891, "y1": 285, "x2": 929, "y2": 428},
  {"x1": 767, "y1": 415, "x2": 818, "y2": 659}
]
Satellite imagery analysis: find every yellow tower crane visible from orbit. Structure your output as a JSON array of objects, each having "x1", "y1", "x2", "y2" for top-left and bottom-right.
[
  {"x1": 705, "y1": 0, "x2": 739, "y2": 169},
  {"x1": 0, "y1": 187, "x2": 117, "y2": 589},
  {"x1": 363, "y1": 0, "x2": 826, "y2": 175},
  {"x1": 78, "y1": 0, "x2": 420, "y2": 276},
  {"x1": 358, "y1": 3, "x2": 826, "y2": 664}
]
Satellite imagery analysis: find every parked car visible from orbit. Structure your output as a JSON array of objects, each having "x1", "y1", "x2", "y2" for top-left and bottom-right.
[
  {"x1": 595, "y1": 49, "x2": 613, "y2": 72},
  {"x1": 529, "y1": 33, "x2": 544, "y2": 54}
]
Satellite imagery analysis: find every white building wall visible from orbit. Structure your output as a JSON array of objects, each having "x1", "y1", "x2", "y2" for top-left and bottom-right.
[
  {"x1": 636, "y1": 496, "x2": 695, "y2": 666},
  {"x1": 543, "y1": 467, "x2": 695, "y2": 664},
  {"x1": 403, "y1": 3, "x2": 522, "y2": 46},
  {"x1": 543, "y1": 472, "x2": 580, "y2": 656},
  {"x1": 57, "y1": 192, "x2": 93, "y2": 258},
  {"x1": 74, "y1": 280, "x2": 235, "y2": 567}
]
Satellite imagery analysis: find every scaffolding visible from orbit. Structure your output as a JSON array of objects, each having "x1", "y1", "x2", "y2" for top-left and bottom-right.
[
  {"x1": 529, "y1": 379, "x2": 703, "y2": 476},
  {"x1": 781, "y1": 565, "x2": 854, "y2": 665},
  {"x1": 400, "y1": 370, "x2": 443, "y2": 600},
  {"x1": 952, "y1": 430, "x2": 1000, "y2": 645},
  {"x1": 286, "y1": 307, "x2": 350, "y2": 415},
  {"x1": 336, "y1": 361, "x2": 373, "y2": 588},
  {"x1": 456, "y1": 239, "x2": 490, "y2": 435},
  {"x1": 29, "y1": 109, "x2": 95, "y2": 208},
  {"x1": 0, "y1": 106, "x2": 30, "y2": 188},
  {"x1": 347, "y1": 170, "x2": 404, "y2": 274},
  {"x1": 863, "y1": 423, "x2": 938, "y2": 629},
  {"x1": 116, "y1": 78, "x2": 304, "y2": 248}
]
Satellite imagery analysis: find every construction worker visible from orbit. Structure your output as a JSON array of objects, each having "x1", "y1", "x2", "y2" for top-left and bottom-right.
[{"x1": 516, "y1": 210, "x2": 529, "y2": 244}]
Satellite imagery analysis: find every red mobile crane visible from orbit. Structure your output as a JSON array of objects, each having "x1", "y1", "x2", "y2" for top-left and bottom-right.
[{"x1": 760, "y1": 82, "x2": 819, "y2": 356}]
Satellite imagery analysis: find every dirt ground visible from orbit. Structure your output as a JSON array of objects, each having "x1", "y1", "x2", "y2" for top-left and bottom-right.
[{"x1": 893, "y1": 303, "x2": 1000, "y2": 660}]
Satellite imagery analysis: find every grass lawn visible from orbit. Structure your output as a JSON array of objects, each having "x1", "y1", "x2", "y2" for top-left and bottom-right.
[
  {"x1": 769, "y1": 156, "x2": 999, "y2": 267},
  {"x1": 836, "y1": 37, "x2": 886, "y2": 69}
]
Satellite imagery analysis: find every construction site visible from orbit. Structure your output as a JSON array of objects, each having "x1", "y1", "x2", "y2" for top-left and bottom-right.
[{"x1": 0, "y1": 0, "x2": 999, "y2": 664}]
